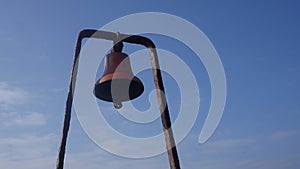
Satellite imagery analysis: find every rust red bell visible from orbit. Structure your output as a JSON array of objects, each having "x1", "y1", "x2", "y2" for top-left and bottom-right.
[{"x1": 94, "y1": 52, "x2": 144, "y2": 108}]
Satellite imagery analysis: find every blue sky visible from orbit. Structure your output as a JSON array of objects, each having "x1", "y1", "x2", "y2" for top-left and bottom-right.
[{"x1": 0, "y1": 0, "x2": 299, "y2": 169}]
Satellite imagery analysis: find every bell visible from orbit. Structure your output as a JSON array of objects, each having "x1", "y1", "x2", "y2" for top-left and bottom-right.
[{"x1": 94, "y1": 52, "x2": 144, "y2": 109}]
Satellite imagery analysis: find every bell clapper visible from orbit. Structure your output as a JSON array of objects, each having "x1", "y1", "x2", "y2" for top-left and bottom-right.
[{"x1": 113, "y1": 102, "x2": 122, "y2": 109}]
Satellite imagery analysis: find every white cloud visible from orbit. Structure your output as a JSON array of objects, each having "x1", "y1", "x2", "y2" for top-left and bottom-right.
[
  {"x1": 270, "y1": 130, "x2": 298, "y2": 140},
  {"x1": 183, "y1": 157, "x2": 300, "y2": 169},
  {"x1": 0, "y1": 82, "x2": 27, "y2": 107},
  {"x1": 0, "y1": 82, "x2": 46, "y2": 127},
  {"x1": 205, "y1": 138, "x2": 255, "y2": 149},
  {"x1": 193, "y1": 135, "x2": 256, "y2": 154},
  {"x1": 0, "y1": 131, "x2": 298, "y2": 169},
  {"x1": 64, "y1": 151, "x2": 168, "y2": 169},
  {"x1": 0, "y1": 134, "x2": 168, "y2": 169},
  {"x1": 0, "y1": 133, "x2": 58, "y2": 168},
  {"x1": 0, "y1": 156, "x2": 56, "y2": 169},
  {"x1": 0, "y1": 133, "x2": 57, "y2": 157},
  {"x1": 0, "y1": 111, "x2": 46, "y2": 127}
]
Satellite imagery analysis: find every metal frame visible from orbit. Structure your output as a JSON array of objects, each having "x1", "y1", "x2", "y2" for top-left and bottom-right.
[{"x1": 56, "y1": 29, "x2": 181, "y2": 169}]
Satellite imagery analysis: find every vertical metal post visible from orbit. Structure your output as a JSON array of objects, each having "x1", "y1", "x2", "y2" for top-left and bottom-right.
[
  {"x1": 56, "y1": 33, "x2": 82, "y2": 169},
  {"x1": 123, "y1": 34, "x2": 181, "y2": 169},
  {"x1": 147, "y1": 47, "x2": 181, "y2": 169}
]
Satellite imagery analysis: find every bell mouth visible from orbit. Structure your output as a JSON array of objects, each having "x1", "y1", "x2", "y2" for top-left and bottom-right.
[{"x1": 94, "y1": 77, "x2": 144, "y2": 102}]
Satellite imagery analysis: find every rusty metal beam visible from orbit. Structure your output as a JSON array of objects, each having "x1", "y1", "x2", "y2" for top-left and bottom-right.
[{"x1": 56, "y1": 29, "x2": 181, "y2": 169}]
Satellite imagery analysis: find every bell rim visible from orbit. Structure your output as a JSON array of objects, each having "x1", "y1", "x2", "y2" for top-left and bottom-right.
[{"x1": 94, "y1": 78, "x2": 144, "y2": 102}]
